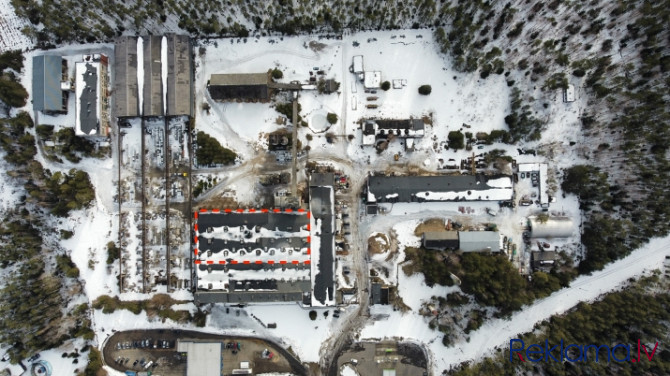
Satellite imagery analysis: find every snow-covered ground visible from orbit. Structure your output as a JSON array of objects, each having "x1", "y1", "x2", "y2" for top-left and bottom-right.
[
  {"x1": 0, "y1": 0, "x2": 32, "y2": 51},
  {"x1": 361, "y1": 233, "x2": 670, "y2": 374}
]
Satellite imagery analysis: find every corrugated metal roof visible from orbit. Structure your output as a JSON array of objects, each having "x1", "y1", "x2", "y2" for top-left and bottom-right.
[
  {"x1": 143, "y1": 35, "x2": 164, "y2": 116},
  {"x1": 113, "y1": 36, "x2": 139, "y2": 117},
  {"x1": 32, "y1": 55, "x2": 63, "y2": 112},
  {"x1": 166, "y1": 34, "x2": 192, "y2": 116},
  {"x1": 458, "y1": 231, "x2": 499, "y2": 252},
  {"x1": 210, "y1": 73, "x2": 268, "y2": 86},
  {"x1": 423, "y1": 231, "x2": 458, "y2": 240}
]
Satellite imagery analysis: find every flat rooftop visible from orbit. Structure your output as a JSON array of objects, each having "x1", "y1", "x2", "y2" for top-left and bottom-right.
[
  {"x1": 367, "y1": 174, "x2": 513, "y2": 203},
  {"x1": 176, "y1": 341, "x2": 221, "y2": 376},
  {"x1": 194, "y1": 209, "x2": 312, "y2": 302}
]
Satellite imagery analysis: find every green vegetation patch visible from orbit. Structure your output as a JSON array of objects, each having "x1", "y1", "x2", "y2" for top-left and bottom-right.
[{"x1": 195, "y1": 131, "x2": 237, "y2": 166}]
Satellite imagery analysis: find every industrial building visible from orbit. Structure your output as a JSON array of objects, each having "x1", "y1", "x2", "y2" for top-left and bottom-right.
[
  {"x1": 422, "y1": 230, "x2": 499, "y2": 252},
  {"x1": 113, "y1": 34, "x2": 193, "y2": 119},
  {"x1": 193, "y1": 209, "x2": 312, "y2": 305},
  {"x1": 113, "y1": 36, "x2": 139, "y2": 118},
  {"x1": 528, "y1": 216, "x2": 574, "y2": 238},
  {"x1": 74, "y1": 54, "x2": 109, "y2": 137},
  {"x1": 422, "y1": 231, "x2": 459, "y2": 250},
  {"x1": 366, "y1": 174, "x2": 514, "y2": 213},
  {"x1": 309, "y1": 173, "x2": 336, "y2": 306},
  {"x1": 32, "y1": 55, "x2": 68, "y2": 113},
  {"x1": 176, "y1": 341, "x2": 222, "y2": 376},
  {"x1": 458, "y1": 231, "x2": 500, "y2": 252},
  {"x1": 208, "y1": 73, "x2": 270, "y2": 102},
  {"x1": 142, "y1": 35, "x2": 164, "y2": 117},
  {"x1": 193, "y1": 173, "x2": 336, "y2": 306},
  {"x1": 166, "y1": 34, "x2": 193, "y2": 116},
  {"x1": 362, "y1": 118, "x2": 425, "y2": 150}
]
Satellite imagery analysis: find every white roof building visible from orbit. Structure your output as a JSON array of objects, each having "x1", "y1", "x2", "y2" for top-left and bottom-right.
[
  {"x1": 352, "y1": 55, "x2": 364, "y2": 73},
  {"x1": 529, "y1": 216, "x2": 574, "y2": 238},
  {"x1": 364, "y1": 71, "x2": 381, "y2": 89},
  {"x1": 564, "y1": 84, "x2": 575, "y2": 102},
  {"x1": 176, "y1": 341, "x2": 221, "y2": 376}
]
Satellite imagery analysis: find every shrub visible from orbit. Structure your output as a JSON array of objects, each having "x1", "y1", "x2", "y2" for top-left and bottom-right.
[
  {"x1": 381, "y1": 81, "x2": 391, "y2": 91},
  {"x1": 448, "y1": 131, "x2": 465, "y2": 150},
  {"x1": 326, "y1": 113, "x2": 338, "y2": 124},
  {"x1": 106, "y1": 241, "x2": 119, "y2": 265},
  {"x1": 56, "y1": 254, "x2": 80, "y2": 279},
  {"x1": 418, "y1": 85, "x2": 432, "y2": 95},
  {"x1": 309, "y1": 310, "x2": 317, "y2": 320},
  {"x1": 195, "y1": 131, "x2": 237, "y2": 166},
  {"x1": 271, "y1": 68, "x2": 283, "y2": 80}
]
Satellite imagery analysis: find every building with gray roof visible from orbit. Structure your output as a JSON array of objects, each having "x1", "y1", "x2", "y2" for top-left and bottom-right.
[
  {"x1": 194, "y1": 210, "x2": 312, "y2": 305},
  {"x1": 208, "y1": 73, "x2": 270, "y2": 101},
  {"x1": 75, "y1": 55, "x2": 109, "y2": 137},
  {"x1": 310, "y1": 185, "x2": 335, "y2": 306},
  {"x1": 143, "y1": 35, "x2": 164, "y2": 116},
  {"x1": 33, "y1": 55, "x2": 67, "y2": 113},
  {"x1": 166, "y1": 34, "x2": 192, "y2": 116},
  {"x1": 366, "y1": 174, "x2": 513, "y2": 205},
  {"x1": 422, "y1": 231, "x2": 459, "y2": 250},
  {"x1": 113, "y1": 36, "x2": 139, "y2": 118},
  {"x1": 458, "y1": 231, "x2": 499, "y2": 252}
]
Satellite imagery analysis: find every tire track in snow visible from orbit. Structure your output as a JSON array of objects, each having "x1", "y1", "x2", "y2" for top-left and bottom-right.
[{"x1": 436, "y1": 235, "x2": 670, "y2": 371}]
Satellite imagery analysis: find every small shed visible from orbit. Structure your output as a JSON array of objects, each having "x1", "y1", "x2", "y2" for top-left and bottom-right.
[
  {"x1": 529, "y1": 217, "x2": 573, "y2": 238},
  {"x1": 352, "y1": 55, "x2": 364, "y2": 73},
  {"x1": 563, "y1": 84, "x2": 575, "y2": 102},
  {"x1": 532, "y1": 251, "x2": 557, "y2": 270},
  {"x1": 422, "y1": 231, "x2": 458, "y2": 250}
]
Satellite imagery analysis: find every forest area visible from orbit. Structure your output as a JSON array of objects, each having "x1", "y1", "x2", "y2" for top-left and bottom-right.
[
  {"x1": 2, "y1": 0, "x2": 669, "y2": 374},
  {"x1": 0, "y1": 50, "x2": 97, "y2": 369},
  {"x1": 448, "y1": 273, "x2": 670, "y2": 375}
]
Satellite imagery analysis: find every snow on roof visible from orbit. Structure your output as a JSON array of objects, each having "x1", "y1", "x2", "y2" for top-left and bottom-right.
[
  {"x1": 194, "y1": 210, "x2": 312, "y2": 292},
  {"x1": 75, "y1": 61, "x2": 102, "y2": 136},
  {"x1": 364, "y1": 71, "x2": 381, "y2": 89},
  {"x1": 310, "y1": 186, "x2": 336, "y2": 307},
  {"x1": 529, "y1": 216, "x2": 574, "y2": 238},
  {"x1": 485, "y1": 176, "x2": 512, "y2": 188},
  {"x1": 564, "y1": 84, "x2": 575, "y2": 102},
  {"x1": 368, "y1": 174, "x2": 513, "y2": 203},
  {"x1": 353, "y1": 55, "x2": 364, "y2": 73}
]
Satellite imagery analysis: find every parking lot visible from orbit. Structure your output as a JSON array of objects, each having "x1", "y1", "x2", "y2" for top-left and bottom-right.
[{"x1": 103, "y1": 329, "x2": 305, "y2": 375}]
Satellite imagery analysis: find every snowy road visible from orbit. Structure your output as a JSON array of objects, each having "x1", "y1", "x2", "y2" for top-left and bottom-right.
[{"x1": 431, "y1": 235, "x2": 670, "y2": 372}]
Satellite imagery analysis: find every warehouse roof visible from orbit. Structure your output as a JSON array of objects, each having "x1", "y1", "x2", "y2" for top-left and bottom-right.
[
  {"x1": 210, "y1": 73, "x2": 268, "y2": 86},
  {"x1": 176, "y1": 341, "x2": 221, "y2": 376},
  {"x1": 166, "y1": 34, "x2": 192, "y2": 116},
  {"x1": 458, "y1": 231, "x2": 499, "y2": 252},
  {"x1": 33, "y1": 55, "x2": 64, "y2": 112},
  {"x1": 367, "y1": 174, "x2": 513, "y2": 202},
  {"x1": 113, "y1": 36, "x2": 139, "y2": 117}
]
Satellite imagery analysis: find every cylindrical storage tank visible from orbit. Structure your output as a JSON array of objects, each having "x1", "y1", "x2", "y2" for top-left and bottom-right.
[{"x1": 529, "y1": 216, "x2": 574, "y2": 238}]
